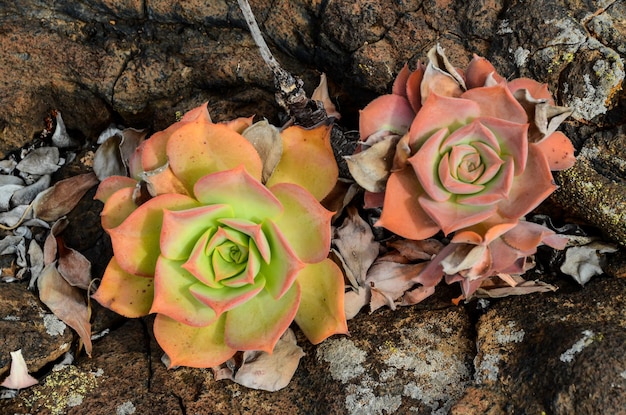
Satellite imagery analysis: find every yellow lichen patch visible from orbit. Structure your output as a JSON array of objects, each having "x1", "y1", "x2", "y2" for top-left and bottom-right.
[{"x1": 18, "y1": 365, "x2": 99, "y2": 415}]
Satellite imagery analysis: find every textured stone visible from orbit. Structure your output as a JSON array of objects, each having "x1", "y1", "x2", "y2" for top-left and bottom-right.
[
  {"x1": 0, "y1": 282, "x2": 73, "y2": 377},
  {"x1": 468, "y1": 276, "x2": 626, "y2": 414}
]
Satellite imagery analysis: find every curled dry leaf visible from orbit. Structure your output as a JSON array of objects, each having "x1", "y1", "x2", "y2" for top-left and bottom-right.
[
  {"x1": 311, "y1": 73, "x2": 341, "y2": 120},
  {"x1": 560, "y1": 240, "x2": 618, "y2": 285},
  {"x1": 0, "y1": 350, "x2": 38, "y2": 390},
  {"x1": 472, "y1": 275, "x2": 558, "y2": 299},
  {"x1": 15, "y1": 147, "x2": 61, "y2": 175},
  {"x1": 212, "y1": 328, "x2": 305, "y2": 392},
  {"x1": 345, "y1": 135, "x2": 400, "y2": 193},
  {"x1": 366, "y1": 261, "x2": 428, "y2": 312},
  {"x1": 33, "y1": 172, "x2": 99, "y2": 222},
  {"x1": 37, "y1": 262, "x2": 92, "y2": 356},
  {"x1": 51, "y1": 111, "x2": 80, "y2": 148},
  {"x1": 0, "y1": 184, "x2": 23, "y2": 211},
  {"x1": 93, "y1": 128, "x2": 147, "y2": 181},
  {"x1": 10, "y1": 175, "x2": 51, "y2": 207},
  {"x1": 28, "y1": 239, "x2": 44, "y2": 289},
  {"x1": 241, "y1": 120, "x2": 283, "y2": 183},
  {"x1": 332, "y1": 206, "x2": 380, "y2": 288},
  {"x1": 43, "y1": 218, "x2": 92, "y2": 289}
]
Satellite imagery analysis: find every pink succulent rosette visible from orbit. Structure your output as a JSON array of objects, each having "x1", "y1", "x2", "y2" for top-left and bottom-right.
[
  {"x1": 356, "y1": 45, "x2": 576, "y2": 240},
  {"x1": 93, "y1": 104, "x2": 347, "y2": 367}
]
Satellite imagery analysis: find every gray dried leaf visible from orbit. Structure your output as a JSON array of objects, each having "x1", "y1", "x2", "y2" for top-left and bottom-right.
[
  {"x1": 97, "y1": 124, "x2": 124, "y2": 144},
  {"x1": 0, "y1": 184, "x2": 23, "y2": 211},
  {"x1": 28, "y1": 239, "x2": 44, "y2": 289},
  {"x1": 16, "y1": 147, "x2": 60, "y2": 175},
  {"x1": 421, "y1": 44, "x2": 466, "y2": 103},
  {"x1": 0, "y1": 235, "x2": 23, "y2": 255},
  {"x1": 10, "y1": 174, "x2": 51, "y2": 207},
  {"x1": 0, "y1": 175, "x2": 24, "y2": 186},
  {"x1": 560, "y1": 241, "x2": 618, "y2": 285},
  {"x1": 0, "y1": 205, "x2": 33, "y2": 228},
  {"x1": 345, "y1": 136, "x2": 400, "y2": 193},
  {"x1": 332, "y1": 206, "x2": 380, "y2": 287},
  {"x1": 93, "y1": 134, "x2": 124, "y2": 180},
  {"x1": 0, "y1": 159, "x2": 17, "y2": 174},
  {"x1": 37, "y1": 262, "x2": 92, "y2": 356},
  {"x1": 33, "y1": 172, "x2": 98, "y2": 222},
  {"x1": 242, "y1": 120, "x2": 283, "y2": 183},
  {"x1": 0, "y1": 349, "x2": 38, "y2": 390},
  {"x1": 513, "y1": 89, "x2": 572, "y2": 142},
  {"x1": 344, "y1": 288, "x2": 370, "y2": 320},
  {"x1": 214, "y1": 329, "x2": 305, "y2": 391},
  {"x1": 51, "y1": 111, "x2": 80, "y2": 148}
]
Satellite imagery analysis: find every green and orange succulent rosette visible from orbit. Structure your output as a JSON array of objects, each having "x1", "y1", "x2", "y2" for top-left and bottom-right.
[{"x1": 93, "y1": 104, "x2": 347, "y2": 367}]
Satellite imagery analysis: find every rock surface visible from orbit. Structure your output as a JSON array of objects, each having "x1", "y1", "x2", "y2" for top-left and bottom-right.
[{"x1": 1, "y1": 0, "x2": 626, "y2": 413}]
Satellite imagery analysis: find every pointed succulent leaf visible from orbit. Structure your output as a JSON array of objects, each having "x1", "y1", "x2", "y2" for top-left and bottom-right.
[
  {"x1": 461, "y1": 84, "x2": 528, "y2": 125},
  {"x1": 194, "y1": 166, "x2": 282, "y2": 223},
  {"x1": 534, "y1": 132, "x2": 576, "y2": 171},
  {"x1": 294, "y1": 259, "x2": 348, "y2": 344},
  {"x1": 225, "y1": 283, "x2": 301, "y2": 353},
  {"x1": 465, "y1": 54, "x2": 505, "y2": 88},
  {"x1": 189, "y1": 274, "x2": 265, "y2": 317},
  {"x1": 151, "y1": 256, "x2": 218, "y2": 326},
  {"x1": 160, "y1": 204, "x2": 233, "y2": 261},
  {"x1": 270, "y1": 182, "x2": 334, "y2": 264},
  {"x1": 259, "y1": 220, "x2": 305, "y2": 299},
  {"x1": 266, "y1": 124, "x2": 338, "y2": 201},
  {"x1": 167, "y1": 121, "x2": 263, "y2": 192},
  {"x1": 154, "y1": 313, "x2": 236, "y2": 368},
  {"x1": 92, "y1": 257, "x2": 154, "y2": 317},
  {"x1": 99, "y1": 186, "x2": 137, "y2": 231},
  {"x1": 94, "y1": 176, "x2": 137, "y2": 204},
  {"x1": 108, "y1": 194, "x2": 200, "y2": 276},
  {"x1": 359, "y1": 94, "x2": 415, "y2": 140},
  {"x1": 376, "y1": 168, "x2": 440, "y2": 240}
]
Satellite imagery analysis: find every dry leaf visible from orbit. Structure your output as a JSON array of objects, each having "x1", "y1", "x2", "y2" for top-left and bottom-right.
[
  {"x1": 37, "y1": 262, "x2": 92, "y2": 356},
  {"x1": 28, "y1": 239, "x2": 44, "y2": 289},
  {"x1": 345, "y1": 136, "x2": 400, "y2": 193},
  {"x1": 388, "y1": 238, "x2": 444, "y2": 261},
  {"x1": 311, "y1": 73, "x2": 341, "y2": 120},
  {"x1": 366, "y1": 261, "x2": 428, "y2": 312},
  {"x1": 242, "y1": 120, "x2": 283, "y2": 183},
  {"x1": 472, "y1": 275, "x2": 558, "y2": 298},
  {"x1": 10, "y1": 175, "x2": 51, "y2": 207},
  {"x1": 43, "y1": 218, "x2": 91, "y2": 288},
  {"x1": 344, "y1": 288, "x2": 370, "y2": 320},
  {"x1": 51, "y1": 111, "x2": 80, "y2": 148},
  {"x1": 560, "y1": 241, "x2": 618, "y2": 285},
  {"x1": 33, "y1": 172, "x2": 99, "y2": 222},
  {"x1": 15, "y1": 147, "x2": 60, "y2": 175},
  {"x1": 0, "y1": 350, "x2": 38, "y2": 390},
  {"x1": 213, "y1": 329, "x2": 305, "y2": 391},
  {"x1": 332, "y1": 206, "x2": 380, "y2": 288},
  {"x1": 93, "y1": 128, "x2": 147, "y2": 180},
  {"x1": 0, "y1": 184, "x2": 23, "y2": 211}
]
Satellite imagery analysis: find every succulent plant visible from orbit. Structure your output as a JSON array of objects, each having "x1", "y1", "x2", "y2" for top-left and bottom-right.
[{"x1": 93, "y1": 104, "x2": 347, "y2": 367}]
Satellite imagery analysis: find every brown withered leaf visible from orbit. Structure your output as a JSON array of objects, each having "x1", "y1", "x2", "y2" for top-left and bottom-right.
[
  {"x1": 43, "y1": 218, "x2": 91, "y2": 289},
  {"x1": 213, "y1": 329, "x2": 305, "y2": 391},
  {"x1": 37, "y1": 262, "x2": 92, "y2": 356},
  {"x1": 242, "y1": 120, "x2": 283, "y2": 183},
  {"x1": 332, "y1": 206, "x2": 380, "y2": 288},
  {"x1": 471, "y1": 275, "x2": 558, "y2": 299},
  {"x1": 311, "y1": 73, "x2": 341, "y2": 120},
  {"x1": 366, "y1": 261, "x2": 427, "y2": 312},
  {"x1": 93, "y1": 128, "x2": 147, "y2": 180},
  {"x1": 388, "y1": 238, "x2": 444, "y2": 261},
  {"x1": 33, "y1": 172, "x2": 99, "y2": 222},
  {"x1": 345, "y1": 136, "x2": 400, "y2": 193}
]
